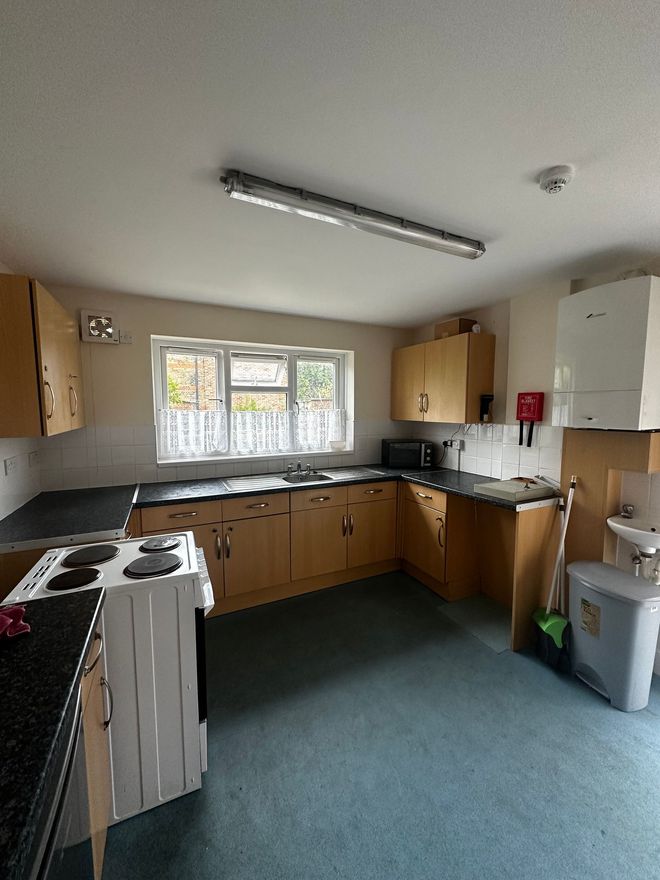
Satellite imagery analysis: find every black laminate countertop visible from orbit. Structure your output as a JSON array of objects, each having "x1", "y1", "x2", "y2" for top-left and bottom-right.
[
  {"x1": 0, "y1": 485, "x2": 137, "y2": 552},
  {"x1": 0, "y1": 588, "x2": 105, "y2": 880},
  {"x1": 399, "y1": 469, "x2": 521, "y2": 509},
  {"x1": 135, "y1": 466, "x2": 403, "y2": 507},
  {"x1": 136, "y1": 466, "x2": 557, "y2": 512}
]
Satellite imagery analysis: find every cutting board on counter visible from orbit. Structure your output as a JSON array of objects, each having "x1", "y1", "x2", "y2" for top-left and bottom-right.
[{"x1": 474, "y1": 477, "x2": 557, "y2": 503}]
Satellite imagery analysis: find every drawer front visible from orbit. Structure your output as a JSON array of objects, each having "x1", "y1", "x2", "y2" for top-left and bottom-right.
[
  {"x1": 290, "y1": 485, "x2": 348, "y2": 511},
  {"x1": 346, "y1": 481, "x2": 397, "y2": 504},
  {"x1": 403, "y1": 481, "x2": 447, "y2": 512},
  {"x1": 222, "y1": 491, "x2": 290, "y2": 521},
  {"x1": 140, "y1": 499, "x2": 223, "y2": 532}
]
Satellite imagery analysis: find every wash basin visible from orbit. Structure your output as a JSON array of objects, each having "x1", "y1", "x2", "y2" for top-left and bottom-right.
[
  {"x1": 282, "y1": 472, "x2": 332, "y2": 484},
  {"x1": 607, "y1": 515, "x2": 660, "y2": 555}
]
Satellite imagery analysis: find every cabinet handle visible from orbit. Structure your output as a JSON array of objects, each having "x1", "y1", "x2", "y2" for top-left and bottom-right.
[
  {"x1": 101, "y1": 676, "x2": 114, "y2": 730},
  {"x1": 436, "y1": 516, "x2": 445, "y2": 548},
  {"x1": 416, "y1": 491, "x2": 433, "y2": 500},
  {"x1": 168, "y1": 511, "x2": 198, "y2": 519},
  {"x1": 225, "y1": 530, "x2": 231, "y2": 558},
  {"x1": 247, "y1": 502, "x2": 269, "y2": 509},
  {"x1": 342, "y1": 514, "x2": 348, "y2": 536},
  {"x1": 68, "y1": 384, "x2": 78, "y2": 417},
  {"x1": 418, "y1": 393, "x2": 424, "y2": 413},
  {"x1": 423, "y1": 393, "x2": 429, "y2": 413},
  {"x1": 310, "y1": 496, "x2": 331, "y2": 503},
  {"x1": 84, "y1": 632, "x2": 103, "y2": 676},
  {"x1": 215, "y1": 532, "x2": 222, "y2": 560},
  {"x1": 348, "y1": 513, "x2": 354, "y2": 535},
  {"x1": 364, "y1": 488, "x2": 383, "y2": 495},
  {"x1": 44, "y1": 380, "x2": 55, "y2": 419}
]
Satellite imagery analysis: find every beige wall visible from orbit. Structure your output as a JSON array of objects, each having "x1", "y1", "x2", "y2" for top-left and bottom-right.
[
  {"x1": 51, "y1": 285, "x2": 413, "y2": 429},
  {"x1": 504, "y1": 281, "x2": 569, "y2": 425}
]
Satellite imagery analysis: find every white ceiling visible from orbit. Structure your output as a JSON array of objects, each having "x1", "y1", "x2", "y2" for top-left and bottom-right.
[{"x1": 1, "y1": 1, "x2": 660, "y2": 326}]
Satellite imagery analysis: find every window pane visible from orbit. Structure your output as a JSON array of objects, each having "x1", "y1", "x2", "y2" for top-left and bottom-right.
[
  {"x1": 296, "y1": 360, "x2": 336, "y2": 411},
  {"x1": 231, "y1": 392, "x2": 287, "y2": 412},
  {"x1": 231, "y1": 352, "x2": 288, "y2": 387},
  {"x1": 166, "y1": 351, "x2": 220, "y2": 411}
]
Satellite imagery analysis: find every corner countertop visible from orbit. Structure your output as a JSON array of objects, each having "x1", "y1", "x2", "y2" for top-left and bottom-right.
[
  {"x1": 0, "y1": 485, "x2": 137, "y2": 553},
  {"x1": 399, "y1": 469, "x2": 559, "y2": 511},
  {"x1": 0, "y1": 466, "x2": 558, "y2": 556},
  {"x1": 0, "y1": 587, "x2": 105, "y2": 880}
]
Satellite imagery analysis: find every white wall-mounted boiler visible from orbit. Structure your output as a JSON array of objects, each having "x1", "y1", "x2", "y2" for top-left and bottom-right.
[{"x1": 552, "y1": 275, "x2": 660, "y2": 430}]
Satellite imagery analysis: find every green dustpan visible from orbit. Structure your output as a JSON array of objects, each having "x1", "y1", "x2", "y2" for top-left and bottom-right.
[{"x1": 532, "y1": 608, "x2": 568, "y2": 649}]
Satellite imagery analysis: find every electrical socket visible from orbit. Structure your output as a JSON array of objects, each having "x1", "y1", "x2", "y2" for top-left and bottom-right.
[
  {"x1": 3, "y1": 455, "x2": 19, "y2": 476},
  {"x1": 449, "y1": 439, "x2": 464, "y2": 450}
]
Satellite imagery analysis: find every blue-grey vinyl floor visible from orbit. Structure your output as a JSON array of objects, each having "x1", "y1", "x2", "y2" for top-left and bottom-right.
[{"x1": 103, "y1": 572, "x2": 660, "y2": 880}]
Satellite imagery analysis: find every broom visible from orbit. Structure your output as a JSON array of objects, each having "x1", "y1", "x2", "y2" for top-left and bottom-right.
[{"x1": 532, "y1": 474, "x2": 577, "y2": 669}]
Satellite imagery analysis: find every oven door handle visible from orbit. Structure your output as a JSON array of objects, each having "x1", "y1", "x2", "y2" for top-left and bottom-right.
[{"x1": 101, "y1": 677, "x2": 114, "y2": 730}]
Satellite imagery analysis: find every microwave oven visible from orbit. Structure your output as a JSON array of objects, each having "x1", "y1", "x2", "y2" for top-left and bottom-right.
[{"x1": 381, "y1": 439, "x2": 434, "y2": 469}]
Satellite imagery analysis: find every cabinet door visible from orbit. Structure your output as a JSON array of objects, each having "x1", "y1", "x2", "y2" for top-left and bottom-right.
[
  {"x1": 391, "y1": 343, "x2": 426, "y2": 420},
  {"x1": 423, "y1": 336, "x2": 469, "y2": 423},
  {"x1": 347, "y1": 499, "x2": 396, "y2": 568},
  {"x1": 191, "y1": 523, "x2": 225, "y2": 611},
  {"x1": 65, "y1": 318, "x2": 86, "y2": 430},
  {"x1": 142, "y1": 523, "x2": 225, "y2": 611},
  {"x1": 223, "y1": 514, "x2": 291, "y2": 596},
  {"x1": 402, "y1": 500, "x2": 446, "y2": 581},
  {"x1": 291, "y1": 507, "x2": 347, "y2": 580},
  {"x1": 82, "y1": 646, "x2": 111, "y2": 880},
  {"x1": 0, "y1": 274, "x2": 43, "y2": 437},
  {"x1": 32, "y1": 280, "x2": 73, "y2": 435}
]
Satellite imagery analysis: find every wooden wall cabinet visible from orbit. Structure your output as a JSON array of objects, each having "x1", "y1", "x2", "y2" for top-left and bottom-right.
[
  {"x1": 391, "y1": 333, "x2": 495, "y2": 424},
  {"x1": 0, "y1": 274, "x2": 85, "y2": 437},
  {"x1": 81, "y1": 632, "x2": 112, "y2": 880}
]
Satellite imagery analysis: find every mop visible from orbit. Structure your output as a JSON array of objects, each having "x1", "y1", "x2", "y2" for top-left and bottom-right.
[{"x1": 532, "y1": 474, "x2": 577, "y2": 668}]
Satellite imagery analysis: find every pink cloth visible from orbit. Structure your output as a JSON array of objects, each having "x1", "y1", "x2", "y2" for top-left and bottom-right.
[{"x1": 0, "y1": 604, "x2": 30, "y2": 638}]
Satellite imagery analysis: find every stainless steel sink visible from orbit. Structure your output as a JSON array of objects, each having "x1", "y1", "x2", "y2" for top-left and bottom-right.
[{"x1": 282, "y1": 472, "x2": 332, "y2": 484}]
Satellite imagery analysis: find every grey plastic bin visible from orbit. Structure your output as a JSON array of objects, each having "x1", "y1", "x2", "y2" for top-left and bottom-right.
[{"x1": 568, "y1": 561, "x2": 660, "y2": 712}]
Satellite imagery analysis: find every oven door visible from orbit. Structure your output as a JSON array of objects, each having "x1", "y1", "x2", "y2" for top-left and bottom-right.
[{"x1": 37, "y1": 704, "x2": 93, "y2": 880}]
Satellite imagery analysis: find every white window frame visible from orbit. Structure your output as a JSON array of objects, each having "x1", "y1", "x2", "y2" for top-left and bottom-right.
[{"x1": 152, "y1": 336, "x2": 352, "y2": 465}]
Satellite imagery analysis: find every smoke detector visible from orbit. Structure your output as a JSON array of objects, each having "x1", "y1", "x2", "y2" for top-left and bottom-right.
[{"x1": 539, "y1": 165, "x2": 575, "y2": 194}]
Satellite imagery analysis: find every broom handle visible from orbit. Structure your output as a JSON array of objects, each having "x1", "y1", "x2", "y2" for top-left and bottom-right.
[{"x1": 545, "y1": 476, "x2": 577, "y2": 615}]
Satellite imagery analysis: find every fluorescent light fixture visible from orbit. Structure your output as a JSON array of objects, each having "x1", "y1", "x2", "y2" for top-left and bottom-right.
[{"x1": 221, "y1": 170, "x2": 485, "y2": 259}]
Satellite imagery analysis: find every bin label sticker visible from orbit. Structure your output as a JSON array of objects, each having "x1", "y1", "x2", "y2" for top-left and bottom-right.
[{"x1": 580, "y1": 598, "x2": 600, "y2": 637}]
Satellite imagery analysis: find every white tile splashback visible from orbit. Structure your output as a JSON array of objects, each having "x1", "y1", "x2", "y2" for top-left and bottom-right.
[
  {"x1": 0, "y1": 437, "x2": 41, "y2": 519},
  {"x1": 409, "y1": 422, "x2": 563, "y2": 483},
  {"x1": 37, "y1": 419, "x2": 409, "y2": 489}
]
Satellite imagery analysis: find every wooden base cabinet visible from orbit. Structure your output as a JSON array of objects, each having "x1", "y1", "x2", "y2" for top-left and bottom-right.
[
  {"x1": 402, "y1": 500, "x2": 446, "y2": 582},
  {"x1": 223, "y1": 514, "x2": 291, "y2": 596},
  {"x1": 347, "y1": 499, "x2": 396, "y2": 568},
  {"x1": 291, "y1": 506, "x2": 347, "y2": 580},
  {"x1": 142, "y1": 522, "x2": 226, "y2": 615},
  {"x1": 82, "y1": 633, "x2": 112, "y2": 880}
]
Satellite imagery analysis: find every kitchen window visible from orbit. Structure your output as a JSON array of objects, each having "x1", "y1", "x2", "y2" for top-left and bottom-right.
[{"x1": 153, "y1": 338, "x2": 350, "y2": 462}]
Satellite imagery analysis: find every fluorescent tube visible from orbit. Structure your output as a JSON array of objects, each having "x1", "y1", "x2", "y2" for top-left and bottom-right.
[{"x1": 221, "y1": 170, "x2": 485, "y2": 259}]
